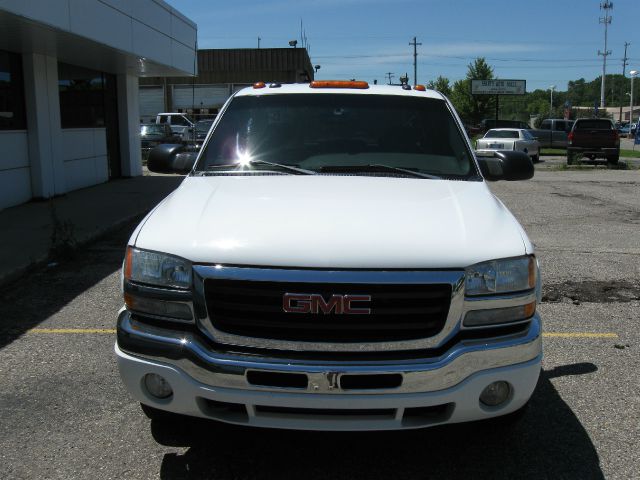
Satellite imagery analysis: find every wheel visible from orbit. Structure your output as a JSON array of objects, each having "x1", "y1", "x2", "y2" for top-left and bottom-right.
[
  {"x1": 566, "y1": 153, "x2": 574, "y2": 165},
  {"x1": 531, "y1": 153, "x2": 539, "y2": 163},
  {"x1": 607, "y1": 155, "x2": 619, "y2": 165},
  {"x1": 140, "y1": 403, "x2": 182, "y2": 422}
]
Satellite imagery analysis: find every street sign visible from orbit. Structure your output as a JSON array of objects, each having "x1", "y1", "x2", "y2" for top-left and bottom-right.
[{"x1": 471, "y1": 79, "x2": 526, "y2": 95}]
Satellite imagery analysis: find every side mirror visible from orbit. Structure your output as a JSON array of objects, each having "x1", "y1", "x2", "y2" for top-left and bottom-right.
[
  {"x1": 147, "y1": 144, "x2": 197, "y2": 174},
  {"x1": 476, "y1": 150, "x2": 534, "y2": 181}
]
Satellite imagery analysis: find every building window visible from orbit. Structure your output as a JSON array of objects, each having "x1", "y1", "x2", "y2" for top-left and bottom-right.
[
  {"x1": 58, "y1": 63, "x2": 105, "y2": 128},
  {"x1": 0, "y1": 50, "x2": 27, "y2": 130}
]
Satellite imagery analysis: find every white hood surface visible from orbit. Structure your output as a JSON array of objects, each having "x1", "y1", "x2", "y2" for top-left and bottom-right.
[{"x1": 133, "y1": 175, "x2": 529, "y2": 269}]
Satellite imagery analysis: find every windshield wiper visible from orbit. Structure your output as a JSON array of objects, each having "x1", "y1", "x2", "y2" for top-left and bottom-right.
[
  {"x1": 319, "y1": 164, "x2": 441, "y2": 179},
  {"x1": 205, "y1": 160, "x2": 316, "y2": 175}
]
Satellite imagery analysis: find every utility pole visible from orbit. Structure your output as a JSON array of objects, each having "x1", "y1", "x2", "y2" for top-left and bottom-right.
[
  {"x1": 257, "y1": 36, "x2": 261, "y2": 49},
  {"x1": 619, "y1": 41, "x2": 630, "y2": 123},
  {"x1": 385, "y1": 72, "x2": 394, "y2": 85},
  {"x1": 598, "y1": 1, "x2": 613, "y2": 109},
  {"x1": 409, "y1": 37, "x2": 422, "y2": 86}
]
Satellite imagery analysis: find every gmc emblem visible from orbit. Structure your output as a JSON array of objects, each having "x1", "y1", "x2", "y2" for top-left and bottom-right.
[{"x1": 282, "y1": 293, "x2": 372, "y2": 315}]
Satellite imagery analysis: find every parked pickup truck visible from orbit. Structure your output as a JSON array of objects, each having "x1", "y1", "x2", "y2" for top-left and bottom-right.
[
  {"x1": 155, "y1": 113, "x2": 195, "y2": 141},
  {"x1": 528, "y1": 118, "x2": 574, "y2": 149},
  {"x1": 116, "y1": 82, "x2": 542, "y2": 431},
  {"x1": 567, "y1": 118, "x2": 620, "y2": 165}
]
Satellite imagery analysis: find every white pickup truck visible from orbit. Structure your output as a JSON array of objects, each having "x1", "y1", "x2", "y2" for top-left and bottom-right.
[
  {"x1": 155, "y1": 113, "x2": 194, "y2": 141},
  {"x1": 116, "y1": 81, "x2": 542, "y2": 431}
]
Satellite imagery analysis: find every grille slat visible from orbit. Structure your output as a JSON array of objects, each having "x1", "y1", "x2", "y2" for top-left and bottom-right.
[{"x1": 205, "y1": 279, "x2": 451, "y2": 342}]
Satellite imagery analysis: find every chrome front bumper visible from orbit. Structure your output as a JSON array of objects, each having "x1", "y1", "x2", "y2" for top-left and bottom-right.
[
  {"x1": 116, "y1": 310, "x2": 542, "y2": 430},
  {"x1": 117, "y1": 310, "x2": 541, "y2": 396}
]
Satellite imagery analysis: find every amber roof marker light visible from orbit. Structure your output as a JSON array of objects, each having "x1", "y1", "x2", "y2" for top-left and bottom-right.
[
  {"x1": 310, "y1": 80, "x2": 369, "y2": 89},
  {"x1": 253, "y1": 81, "x2": 266, "y2": 89},
  {"x1": 414, "y1": 84, "x2": 426, "y2": 91}
]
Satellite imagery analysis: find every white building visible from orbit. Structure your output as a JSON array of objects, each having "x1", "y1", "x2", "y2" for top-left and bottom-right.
[{"x1": 0, "y1": 0, "x2": 197, "y2": 210}]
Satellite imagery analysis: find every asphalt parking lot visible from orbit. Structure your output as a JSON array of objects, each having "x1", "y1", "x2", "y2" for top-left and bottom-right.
[{"x1": 1, "y1": 164, "x2": 639, "y2": 479}]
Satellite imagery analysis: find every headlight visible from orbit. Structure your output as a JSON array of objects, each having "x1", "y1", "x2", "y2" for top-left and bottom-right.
[
  {"x1": 124, "y1": 247, "x2": 192, "y2": 289},
  {"x1": 465, "y1": 256, "x2": 535, "y2": 296}
]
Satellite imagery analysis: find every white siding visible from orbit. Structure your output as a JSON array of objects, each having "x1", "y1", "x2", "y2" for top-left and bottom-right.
[
  {"x1": 61, "y1": 128, "x2": 108, "y2": 191},
  {"x1": 0, "y1": 131, "x2": 31, "y2": 210},
  {"x1": 1, "y1": 0, "x2": 196, "y2": 75},
  {"x1": 139, "y1": 86, "x2": 165, "y2": 122}
]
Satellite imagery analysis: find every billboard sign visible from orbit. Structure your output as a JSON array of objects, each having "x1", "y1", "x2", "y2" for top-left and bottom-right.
[{"x1": 471, "y1": 79, "x2": 526, "y2": 95}]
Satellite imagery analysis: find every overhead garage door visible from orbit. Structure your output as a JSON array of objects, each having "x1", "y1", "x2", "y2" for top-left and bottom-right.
[
  {"x1": 173, "y1": 85, "x2": 231, "y2": 111},
  {"x1": 139, "y1": 86, "x2": 164, "y2": 123}
]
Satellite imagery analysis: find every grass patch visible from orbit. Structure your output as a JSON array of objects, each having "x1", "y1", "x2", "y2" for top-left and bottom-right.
[
  {"x1": 540, "y1": 148, "x2": 566, "y2": 156},
  {"x1": 620, "y1": 149, "x2": 640, "y2": 158}
]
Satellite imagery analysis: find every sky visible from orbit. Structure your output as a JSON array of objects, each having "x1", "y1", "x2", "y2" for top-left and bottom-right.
[{"x1": 166, "y1": 0, "x2": 640, "y2": 92}]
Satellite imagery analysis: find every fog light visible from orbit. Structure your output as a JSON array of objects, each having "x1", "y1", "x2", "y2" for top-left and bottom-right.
[
  {"x1": 479, "y1": 381, "x2": 511, "y2": 407},
  {"x1": 144, "y1": 373, "x2": 173, "y2": 399}
]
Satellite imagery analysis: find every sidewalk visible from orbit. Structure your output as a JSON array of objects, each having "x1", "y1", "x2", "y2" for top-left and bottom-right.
[{"x1": 0, "y1": 172, "x2": 183, "y2": 285}]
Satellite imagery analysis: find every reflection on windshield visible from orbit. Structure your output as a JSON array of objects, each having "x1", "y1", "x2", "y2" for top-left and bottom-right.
[{"x1": 196, "y1": 94, "x2": 475, "y2": 178}]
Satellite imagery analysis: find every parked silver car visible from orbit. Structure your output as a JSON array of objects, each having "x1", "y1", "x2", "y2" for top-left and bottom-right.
[{"x1": 476, "y1": 128, "x2": 540, "y2": 162}]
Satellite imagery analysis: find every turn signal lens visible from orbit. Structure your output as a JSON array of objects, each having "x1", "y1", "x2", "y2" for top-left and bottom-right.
[
  {"x1": 310, "y1": 80, "x2": 369, "y2": 89},
  {"x1": 463, "y1": 302, "x2": 536, "y2": 327}
]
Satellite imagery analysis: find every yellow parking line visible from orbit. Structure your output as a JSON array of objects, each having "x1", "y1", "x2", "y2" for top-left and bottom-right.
[
  {"x1": 543, "y1": 332, "x2": 618, "y2": 338},
  {"x1": 28, "y1": 328, "x2": 116, "y2": 334}
]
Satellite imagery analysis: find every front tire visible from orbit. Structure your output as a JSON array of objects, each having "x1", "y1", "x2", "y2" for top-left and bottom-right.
[{"x1": 607, "y1": 155, "x2": 619, "y2": 165}]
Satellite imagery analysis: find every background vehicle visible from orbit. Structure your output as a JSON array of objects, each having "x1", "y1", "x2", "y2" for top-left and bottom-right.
[
  {"x1": 617, "y1": 124, "x2": 631, "y2": 135},
  {"x1": 567, "y1": 118, "x2": 620, "y2": 165},
  {"x1": 155, "y1": 113, "x2": 195, "y2": 140},
  {"x1": 528, "y1": 119, "x2": 574, "y2": 149},
  {"x1": 194, "y1": 118, "x2": 215, "y2": 148},
  {"x1": 476, "y1": 128, "x2": 540, "y2": 162},
  {"x1": 117, "y1": 82, "x2": 541, "y2": 432},
  {"x1": 140, "y1": 124, "x2": 181, "y2": 156}
]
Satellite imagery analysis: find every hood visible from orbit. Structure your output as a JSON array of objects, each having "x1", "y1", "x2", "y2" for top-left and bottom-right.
[{"x1": 134, "y1": 175, "x2": 528, "y2": 269}]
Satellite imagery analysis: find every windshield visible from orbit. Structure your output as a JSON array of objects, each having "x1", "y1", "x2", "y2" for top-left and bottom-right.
[
  {"x1": 140, "y1": 124, "x2": 164, "y2": 135},
  {"x1": 575, "y1": 120, "x2": 613, "y2": 130},
  {"x1": 484, "y1": 130, "x2": 519, "y2": 139},
  {"x1": 195, "y1": 94, "x2": 476, "y2": 178}
]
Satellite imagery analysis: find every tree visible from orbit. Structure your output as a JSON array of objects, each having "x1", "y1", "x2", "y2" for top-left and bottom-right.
[
  {"x1": 427, "y1": 76, "x2": 452, "y2": 97},
  {"x1": 449, "y1": 57, "x2": 495, "y2": 124}
]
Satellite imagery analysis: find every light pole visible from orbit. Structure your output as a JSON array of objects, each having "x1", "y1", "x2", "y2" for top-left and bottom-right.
[
  {"x1": 550, "y1": 85, "x2": 556, "y2": 116},
  {"x1": 630, "y1": 70, "x2": 638, "y2": 135}
]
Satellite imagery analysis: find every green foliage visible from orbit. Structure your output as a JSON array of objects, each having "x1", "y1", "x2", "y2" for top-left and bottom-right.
[
  {"x1": 426, "y1": 76, "x2": 452, "y2": 97},
  {"x1": 439, "y1": 59, "x2": 640, "y2": 125},
  {"x1": 449, "y1": 58, "x2": 495, "y2": 124}
]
